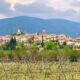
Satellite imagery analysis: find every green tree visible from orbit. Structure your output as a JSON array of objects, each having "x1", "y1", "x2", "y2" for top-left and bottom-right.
[
  {"x1": 45, "y1": 41, "x2": 53, "y2": 50},
  {"x1": 45, "y1": 41, "x2": 58, "y2": 50},
  {"x1": 41, "y1": 35, "x2": 44, "y2": 47},
  {"x1": 69, "y1": 51, "x2": 78, "y2": 62},
  {"x1": 6, "y1": 50, "x2": 14, "y2": 60},
  {"x1": 39, "y1": 49, "x2": 59, "y2": 61},
  {"x1": 27, "y1": 38, "x2": 33, "y2": 46},
  {"x1": 6, "y1": 37, "x2": 17, "y2": 50},
  {"x1": 27, "y1": 45, "x2": 39, "y2": 62},
  {"x1": 0, "y1": 50, "x2": 7, "y2": 59}
]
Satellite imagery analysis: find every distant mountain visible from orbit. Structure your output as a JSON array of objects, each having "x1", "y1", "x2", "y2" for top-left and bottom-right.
[{"x1": 0, "y1": 16, "x2": 80, "y2": 37}]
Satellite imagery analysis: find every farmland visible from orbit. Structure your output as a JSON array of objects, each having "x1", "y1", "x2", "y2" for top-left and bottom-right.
[{"x1": 0, "y1": 61, "x2": 80, "y2": 80}]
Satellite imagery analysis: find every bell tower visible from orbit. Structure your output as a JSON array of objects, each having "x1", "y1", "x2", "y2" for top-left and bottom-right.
[{"x1": 16, "y1": 28, "x2": 21, "y2": 35}]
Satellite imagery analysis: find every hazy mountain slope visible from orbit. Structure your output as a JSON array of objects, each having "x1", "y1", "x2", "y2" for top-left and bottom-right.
[{"x1": 0, "y1": 16, "x2": 80, "y2": 37}]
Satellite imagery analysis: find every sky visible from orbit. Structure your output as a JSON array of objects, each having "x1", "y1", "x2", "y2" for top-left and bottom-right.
[{"x1": 0, "y1": 0, "x2": 80, "y2": 22}]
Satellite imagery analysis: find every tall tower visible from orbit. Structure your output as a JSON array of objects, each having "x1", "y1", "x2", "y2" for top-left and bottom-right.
[
  {"x1": 42, "y1": 29, "x2": 46, "y2": 34},
  {"x1": 42, "y1": 29, "x2": 46, "y2": 37},
  {"x1": 16, "y1": 28, "x2": 21, "y2": 35}
]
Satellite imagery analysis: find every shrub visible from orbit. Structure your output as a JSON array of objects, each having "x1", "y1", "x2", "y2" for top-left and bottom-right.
[
  {"x1": 45, "y1": 41, "x2": 55, "y2": 50},
  {"x1": 69, "y1": 53, "x2": 78, "y2": 62}
]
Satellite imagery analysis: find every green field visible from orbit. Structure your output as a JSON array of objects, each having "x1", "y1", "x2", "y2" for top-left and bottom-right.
[{"x1": 0, "y1": 61, "x2": 80, "y2": 80}]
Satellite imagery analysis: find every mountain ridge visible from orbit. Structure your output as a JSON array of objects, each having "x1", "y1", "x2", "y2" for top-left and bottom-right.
[{"x1": 0, "y1": 16, "x2": 80, "y2": 37}]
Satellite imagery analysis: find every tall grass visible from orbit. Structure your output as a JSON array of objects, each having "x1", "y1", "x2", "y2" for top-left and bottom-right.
[{"x1": 0, "y1": 59, "x2": 80, "y2": 80}]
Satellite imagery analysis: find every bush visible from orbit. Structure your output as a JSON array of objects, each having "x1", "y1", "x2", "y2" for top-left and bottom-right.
[
  {"x1": 0, "y1": 50, "x2": 7, "y2": 59},
  {"x1": 45, "y1": 41, "x2": 55, "y2": 50},
  {"x1": 69, "y1": 53, "x2": 78, "y2": 62},
  {"x1": 6, "y1": 50, "x2": 14, "y2": 60},
  {"x1": 39, "y1": 49, "x2": 59, "y2": 61}
]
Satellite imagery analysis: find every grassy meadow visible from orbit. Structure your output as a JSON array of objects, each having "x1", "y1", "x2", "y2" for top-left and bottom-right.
[{"x1": 0, "y1": 61, "x2": 80, "y2": 80}]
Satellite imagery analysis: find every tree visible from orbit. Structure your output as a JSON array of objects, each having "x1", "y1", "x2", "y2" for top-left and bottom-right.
[
  {"x1": 32, "y1": 42, "x2": 40, "y2": 48},
  {"x1": 61, "y1": 46, "x2": 73, "y2": 60},
  {"x1": 6, "y1": 50, "x2": 14, "y2": 60},
  {"x1": 0, "y1": 50, "x2": 7, "y2": 59},
  {"x1": 27, "y1": 38, "x2": 33, "y2": 45},
  {"x1": 6, "y1": 37, "x2": 17, "y2": 50},
  {"x1": 39, "y1": 49, "x2": 59, "y2": 61},
  {"x1": 45, "y1": 41, "x2": 58, "y2": 50},
  {"x1": 29, "y1": 46, "x2": 39, "y2": 62},
  {"x1": 69, "y1": 51, "x2": 78, "y2": 62},
  {"x1": 41, "y1": 34, "x2": 44, "y2": 47}
]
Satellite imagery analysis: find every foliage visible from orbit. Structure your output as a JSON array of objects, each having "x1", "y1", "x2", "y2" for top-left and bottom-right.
[
  {"x1": 0, "y1": 38, "x2": 79, "y2": 62},
  {"x1": 69, "y1": 51, "x2": 78, "y2": 62},
  {"x1": 32, "y1": 42, "x2": 40, "y2": 47},
  {"x1": 6, "y1": 38, "x2": 17, "y2": 50},
  {"x1": 27, "y1": 38, "x2": 33, "y2": 44},
  {"x1": 39, "y1": 49, "x2": 59, "y2": 61},
  {"x1": 45, "y1": 41, "x2": 57, "y2": 50},
  {"x1": 0, "y1": 50, "x2": 7, "y2": 59}
]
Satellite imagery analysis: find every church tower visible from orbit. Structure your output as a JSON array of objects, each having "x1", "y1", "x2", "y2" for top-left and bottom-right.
[
  {"x1": 42, "y1": 29, "x2": 46, "y2": 37},
  {"x1": 16, "y1": 28, "x2": 21, "y2": 35}
]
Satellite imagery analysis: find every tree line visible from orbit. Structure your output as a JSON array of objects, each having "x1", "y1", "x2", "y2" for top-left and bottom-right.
[{"x1": 0, "y1": 37, "x2": 80, "y2": 62}]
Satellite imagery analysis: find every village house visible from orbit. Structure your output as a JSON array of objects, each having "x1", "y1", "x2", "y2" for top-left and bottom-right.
[
  {"x1": 1, "y1": 35, "x2": 12, "y2": 42},
  {"x1": 55, "y1": 34, "x2": 70, "y2": 45},
  {"x1": 67, "y1": 38, "x2": 80, "y2": 46},
  {"x1": 0, "y1": 35, "x2": 12, "y2": 46},
  {"x1": 66, "y1": 39, "x2": 74, "y2": 45},
  {"x1": 74, "y1": 38, "x2": 80, "y2": 46},
  {"x1": 0, "y1": 39, "x2": 6, "y2": 46}
]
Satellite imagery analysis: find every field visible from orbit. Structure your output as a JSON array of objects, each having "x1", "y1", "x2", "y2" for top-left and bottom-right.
[{"x1": 0, "y1": 60, "x2": 80, "y2": 80}]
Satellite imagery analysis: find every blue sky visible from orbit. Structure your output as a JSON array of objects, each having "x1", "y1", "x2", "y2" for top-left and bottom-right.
[{"x1": 0, "y1": 0, "x2": 80, "y2": 22}]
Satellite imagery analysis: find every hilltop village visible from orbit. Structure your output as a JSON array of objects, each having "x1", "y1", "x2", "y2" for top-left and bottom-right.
[
  {"x1": 0, "y1": 29, "x2": 80, "y2": 46},
  {"x1": 0, "y1": 28, "x2": 80, "y2": 62},
  {"x1": 0, "y1": 28, "x2": 80, "y2": 48}
]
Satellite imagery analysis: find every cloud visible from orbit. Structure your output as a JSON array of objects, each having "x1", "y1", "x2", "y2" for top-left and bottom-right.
[
  {"x1": 71, "y1": 0, "x2": 80, "y2": 7},
  {"x1": 15, "y1": 3, "x2": 53, "y2": 14},
  {"x1": 5, "y1": 0, "x2": 36, "y2": 11},
  {"x1": 54, "y1": 9, "x2": 76, "y2": 17},
  {"x1": 0, "y1": 0, "x2": 80, "y2": 22},
  {"x1": 11, "y1": 2, "x2": 54, "y2": 19},
  {"x1": 46, "y1": 0, "x2": 80, "y2": 12},
  {"x1": 0, "y1": 14, "x2": 7, "y2": 19},
  {"x1": 14, "y1": 1, "x2": 76, "y2": 19}
]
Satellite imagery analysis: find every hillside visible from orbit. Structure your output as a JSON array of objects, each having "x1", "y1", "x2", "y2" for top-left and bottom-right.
[{"x1": 0, "y1": 16, "x2": 80, "y2": 37}]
